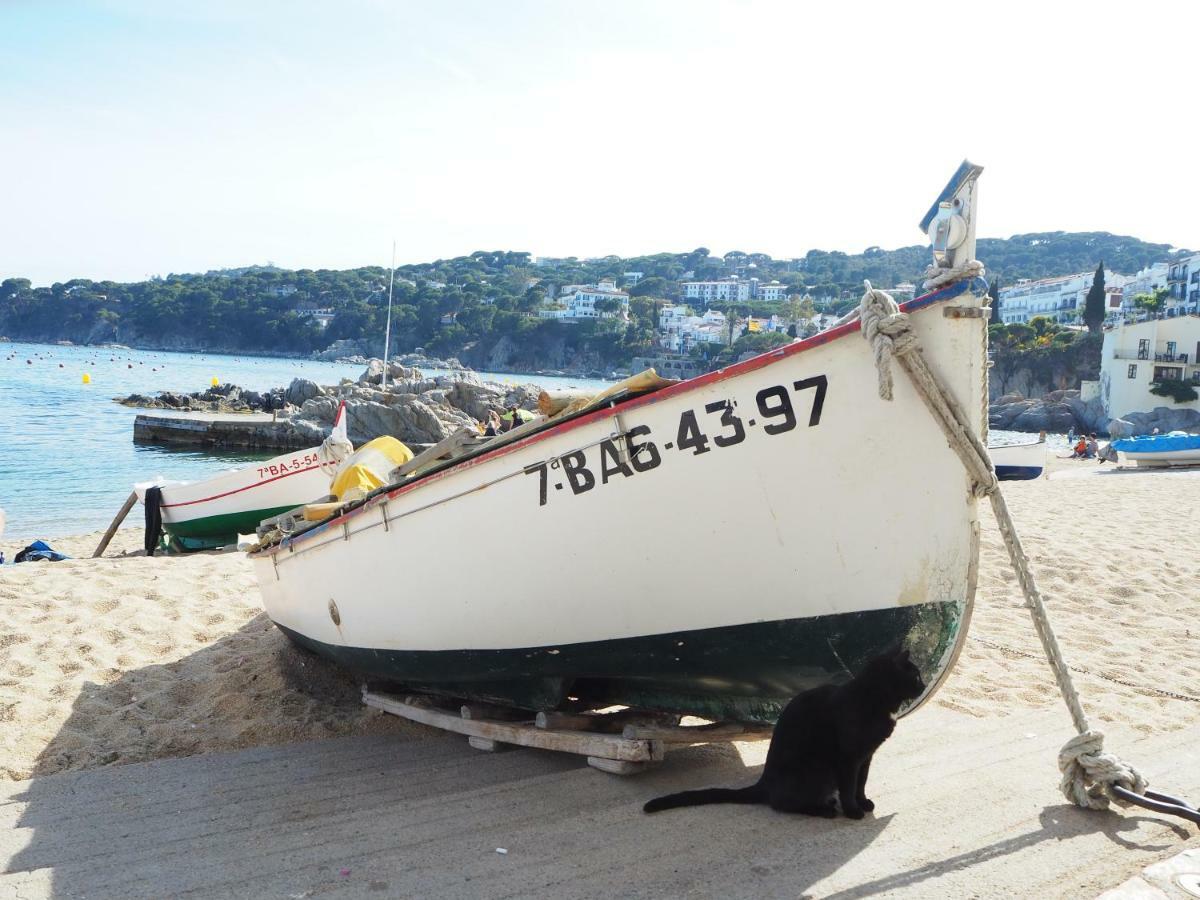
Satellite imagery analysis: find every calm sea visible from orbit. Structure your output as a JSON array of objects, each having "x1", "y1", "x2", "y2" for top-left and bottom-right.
[{"x1": 0, "y1": 341, "x2": 611, "y2": 540}]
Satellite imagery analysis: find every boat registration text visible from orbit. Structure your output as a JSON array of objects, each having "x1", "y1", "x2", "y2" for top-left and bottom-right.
[{"x1": 523, "y1": 375, "x2": 828, "y2": 506}]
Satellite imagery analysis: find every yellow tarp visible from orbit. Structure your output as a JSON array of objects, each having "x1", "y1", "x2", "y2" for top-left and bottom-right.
[{"x1": 330, "y1": 436, "x2": 413, "y2": 502}]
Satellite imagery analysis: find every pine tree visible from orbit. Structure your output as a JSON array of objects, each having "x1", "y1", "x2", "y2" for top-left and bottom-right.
[
  {"x1": 988, "y1": 278, "x2": 1001, "y2": 324},
  {"x1": 1083, "y1": 262, "x2": 1106, "y2": 334}
]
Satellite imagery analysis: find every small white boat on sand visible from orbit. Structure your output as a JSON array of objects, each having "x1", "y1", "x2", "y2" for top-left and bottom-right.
[
  {"x1": 138, "y1": 404, "x2": 350, "y2": 551},
  {"x1": 1111, "y1": 431, "x2": 1200, "y2": 467},
  {"x1": 988, "y1": 436, "x2": 1045, "y2": 481},
  {"x1": 248, "y1": 162, "x2": 989, "y2": 724}
]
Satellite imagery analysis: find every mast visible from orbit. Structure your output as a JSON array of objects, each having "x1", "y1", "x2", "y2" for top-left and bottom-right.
[{"x1": 382, "y1": 239, "x2": 396, "y2": 392}]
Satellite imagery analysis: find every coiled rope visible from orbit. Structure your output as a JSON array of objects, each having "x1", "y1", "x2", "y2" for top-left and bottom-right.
[{"x1": 858, "y1": 275, "x2": 1148, "y2": 813}]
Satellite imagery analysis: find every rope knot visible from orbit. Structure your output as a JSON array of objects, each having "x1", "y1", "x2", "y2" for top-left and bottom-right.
[
  {"x1": 1058, "y1": 730, "x2": 1148, "y2": 810},
  {"x1": 858, "y1": 282, "x2": 915, "y2": 402}
]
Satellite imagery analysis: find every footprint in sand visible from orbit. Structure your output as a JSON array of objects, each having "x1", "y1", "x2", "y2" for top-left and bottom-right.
[{"x1": 93, "y1": 598, "x2": 120, "y2": 614}]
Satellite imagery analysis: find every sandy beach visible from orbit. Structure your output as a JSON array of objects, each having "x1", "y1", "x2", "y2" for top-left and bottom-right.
[{"x1": 2, "y1": 456, "x2": 1198, "y2": 895}]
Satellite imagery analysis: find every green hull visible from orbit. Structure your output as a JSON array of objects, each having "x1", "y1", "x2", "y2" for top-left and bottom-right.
[
  {"x1": 164, "y1": 504, "x2": 295, "y2": 551},
  {"x1": 275, "y1": 599, "x2": 965, "y2": 723}
]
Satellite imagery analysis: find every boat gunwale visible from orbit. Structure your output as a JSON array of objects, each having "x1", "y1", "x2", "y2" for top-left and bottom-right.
[{"x1": 253, "y1": 276, "x2": 987, "y2": 558}]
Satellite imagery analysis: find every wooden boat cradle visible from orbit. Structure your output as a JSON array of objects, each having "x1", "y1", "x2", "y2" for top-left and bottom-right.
[{"x1": 363, "y1": 688, "x2": 772, "y2": 775}]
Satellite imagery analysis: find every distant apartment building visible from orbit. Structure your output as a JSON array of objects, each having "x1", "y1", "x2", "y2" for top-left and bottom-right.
[
  {"x1": 755, "y1": 281, "x2": 790, "y2": 302},
  {"x1": 270, "y1": 284, "x2": 298, "y2": 297},
  {"x1": 1099, "y1": 315, "x2": 1200, "y2": 420},
  {"x1": 1167, "y1": 254, "x2": 1200, "y2": 311},
  {"x1": 538, "y1": 281, "x2": 630, "y2": 323},
  {"x1": 657, "y1": 304, "x2": 731, "y2": 352},
  {"x1": 999, "y1": 271, "x2": 1128, "y2": 324},
  {"x1": 1120, "y1": 263, "x2": 1170, "y2": 311},
  {"x1": 682, "y1": 279, "x2": 751, "y2": 304},
  {"x1": 623, "y1": 272, "x2": 644, "y2": 286}
]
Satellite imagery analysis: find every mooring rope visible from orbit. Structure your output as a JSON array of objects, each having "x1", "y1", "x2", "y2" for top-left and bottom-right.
[{"x1": 859, "y1": 276, "x2": 1148, "y2": 813}]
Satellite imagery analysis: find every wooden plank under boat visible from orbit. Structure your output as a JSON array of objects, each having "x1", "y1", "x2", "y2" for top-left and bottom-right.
[{"x1": 248, "y1": 163, "x2": 988, "y2": 724}]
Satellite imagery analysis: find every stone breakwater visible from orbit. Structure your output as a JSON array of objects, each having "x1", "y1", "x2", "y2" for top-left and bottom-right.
[
  {"x1": 125, "y1": 360, "x2": 542, "y2": 450},
  {"x1": 989, "y1": 388, "x2": 1200, "y2": 438}
]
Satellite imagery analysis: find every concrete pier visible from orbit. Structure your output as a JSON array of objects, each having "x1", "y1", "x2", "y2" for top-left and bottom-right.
[{"x1": 132, "y1": 411, "x2": 315, "y2": 451}]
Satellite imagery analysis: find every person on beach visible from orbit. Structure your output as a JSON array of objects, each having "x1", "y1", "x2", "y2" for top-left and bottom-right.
[
  {"x1": 483, "y1": 409, "x2": 503, "y2": 437},
  {"x1": 1085, "y1": 434, "x2": 1099, "y2": 459},
  {"x1": 1072, "y1": 436, "x2": 1088, "y2": 458},
  {"x1": 501, "y1": 405, "x2": 521, "y2": 432}
]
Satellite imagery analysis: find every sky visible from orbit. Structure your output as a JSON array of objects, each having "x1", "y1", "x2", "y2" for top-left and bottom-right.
[{"x1": 2, "y1": 0, "x2": 1198, "y2": 286}]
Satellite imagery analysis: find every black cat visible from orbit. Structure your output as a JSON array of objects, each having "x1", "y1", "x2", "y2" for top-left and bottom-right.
[{"x1": 643, "y1": 647, "x2": 925, "y2": 818}]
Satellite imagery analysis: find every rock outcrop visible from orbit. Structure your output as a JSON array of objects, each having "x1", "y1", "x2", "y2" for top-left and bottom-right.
[
  {"x1": 990, "y1": 389, "x2": 1200, "y2": 438},
  {"x1": 1107, "y1": 407, "x2": 1200, "y2": 439},
  {"x1": 988, "y1": 389, "x2": 1108, "y2": 435},
  {"x1": 116, "y1": 382, "x2": 283, "y2": 414},
  {"x1": 119, "y1": 357, "x2": 556, "y2": 450}
]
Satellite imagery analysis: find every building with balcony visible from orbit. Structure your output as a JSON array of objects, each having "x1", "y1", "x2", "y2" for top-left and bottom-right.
[
  {"x1": 538, "y1": 282, "x2": 630, "y2": 323},
  {"x1": 999, "y1": 271, "x2": 1128, "y2": 324},
  {"x1": 1099, "y1": 315, "x2": 1200, "y2": 421},
  {"x1": 755, "y1": 281, "x2": 790, "y2": 302},
  {"x1": 681, "y1": 278, "x2": 751, "y2": 304},
  {"x1": 657, "y1": 304, "x2": 731, "y2": 352},
  {"x1": 1120, "y1": 263, "x2": 1170, "y2": 312},
  {"x1": 1167, "y1": 254, "x2": 1200, "y2": 312}
]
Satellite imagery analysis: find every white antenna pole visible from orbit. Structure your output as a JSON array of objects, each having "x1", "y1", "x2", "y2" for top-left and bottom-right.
[{"x1": 382, "y1": 239, "x2": 396, "y2": 392}]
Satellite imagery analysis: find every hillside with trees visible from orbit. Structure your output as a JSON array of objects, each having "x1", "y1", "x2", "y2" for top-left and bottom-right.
[{"x1": 1, "y1": 232, "x2": 1189, "y2": 372}]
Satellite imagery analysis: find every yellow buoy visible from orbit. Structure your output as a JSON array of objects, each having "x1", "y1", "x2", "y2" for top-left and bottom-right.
[
  {"x1": 82, "y1": 372, "x2": 91, "y2": 384},
  {"x1": 211, "y1": 377, "x2": 219, "y2": 386}
]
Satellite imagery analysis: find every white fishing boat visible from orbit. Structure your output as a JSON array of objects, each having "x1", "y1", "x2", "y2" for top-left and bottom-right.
[
  {"x1": 248, "y1": 162, "x2": 989, "y2": 723},
  {"x1": 139, "y1": 404, "x2": 350, "y2": 551},
  {"x1": 989, "y1": 436, "x2": 1045, "y2": 480},
  {"x1": 1111, "y1": 431, "x2": 1200, "y2": 467}
]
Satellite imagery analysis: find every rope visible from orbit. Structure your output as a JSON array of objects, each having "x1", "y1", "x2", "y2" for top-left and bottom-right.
[
  {"x1": 923, "y1": 259, "x2": 986, "y2": 291},
  {"x1": 858, "y1": 277, "x2": 1148, "y2": 812},
  {"x1": 318, "y1": 429, "x2": 353, "y2": 478}
]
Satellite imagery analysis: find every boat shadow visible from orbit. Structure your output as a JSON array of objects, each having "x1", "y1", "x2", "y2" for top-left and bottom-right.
[{"x1": 3, "y1": 616, "x2": 890, "y2": 897}]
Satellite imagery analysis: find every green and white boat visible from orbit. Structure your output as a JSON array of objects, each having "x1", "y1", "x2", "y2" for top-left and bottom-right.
[{"x1": 138, "y1": 406, "x2": 348, "y2": 551}]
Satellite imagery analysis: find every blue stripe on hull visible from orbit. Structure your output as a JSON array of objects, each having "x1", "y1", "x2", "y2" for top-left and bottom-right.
[{"x1": 995, "y1": 464, "x2": 1043, "y2": 481}]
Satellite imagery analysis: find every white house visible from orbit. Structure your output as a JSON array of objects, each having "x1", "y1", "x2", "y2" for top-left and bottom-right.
[
  {"x1": 1099, "y1": 315, "x2": 1200, "y2": 420},
  {"x1": 296, "y1": 307, "x2": 335, "y2": 328},
  {"x1": 755, "y1": 281, "x2": 790, "y2": 302},
  {"x1": 538, "y1": 282, "x2": 630, "y2": 323},
  {"x1": 681, "y1": 279, "x2": 751, "y2": 304},
  {"x1": 623, "y1": 272, "x2": 644, "y2": 286},
  {"x1": 657, "y1": 305, "x2": 732, "y2": 352}
]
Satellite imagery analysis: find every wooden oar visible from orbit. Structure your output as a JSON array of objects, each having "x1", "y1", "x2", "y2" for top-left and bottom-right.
[{"x1": 93, "y1": 491, "x2": 138, "y2": 558}]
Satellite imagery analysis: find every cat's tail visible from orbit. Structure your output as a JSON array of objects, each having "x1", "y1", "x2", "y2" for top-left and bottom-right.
[{"x1": 643, "y1": 784, "x2": 764, "y2": 814}]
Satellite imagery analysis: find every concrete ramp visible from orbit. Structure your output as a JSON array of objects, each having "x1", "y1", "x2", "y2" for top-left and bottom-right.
[{"x1": 2, "y1": 706, "x2": 1197, "y2": 898}]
